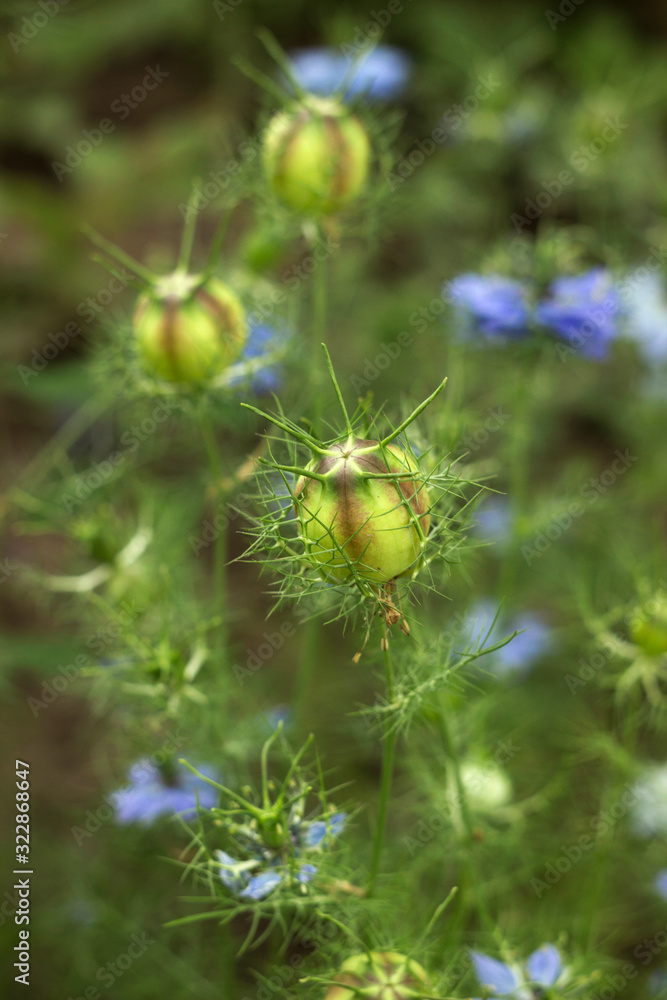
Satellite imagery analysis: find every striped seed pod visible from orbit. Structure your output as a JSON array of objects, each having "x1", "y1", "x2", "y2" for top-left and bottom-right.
[
  {"x1": 262, "y1": 97, "x2": 370, "y2": 217},
  {"x1": 295, "y1": 438, "x2": 430, "y2": 585},
  {"x1": 133, "y1": 272, "x2": 247, "y2": 384},
  {"x1": 324, "y1": 951, "x2": 431, "y2": 999}
]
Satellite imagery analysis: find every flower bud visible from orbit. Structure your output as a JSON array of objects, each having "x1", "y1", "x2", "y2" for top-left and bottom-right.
[
  {"x1": 133, "y1": 272, "x2": 247, "y2": 384},
  {"x1": 295, "y1": 439, "x2": 430, "y2": 585},
  {"x1": 324, "y1": 951, "x2": 430, "y2": 999},
  {"x1": 262, "y1": 97, "x2": 370, "y2": 216},
  {"x1": 630, "y1": 617, "x2": 667, "y2": 658}
]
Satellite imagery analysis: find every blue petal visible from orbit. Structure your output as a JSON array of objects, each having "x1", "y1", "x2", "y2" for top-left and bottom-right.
[
  {"x1": 471, "y1": 951, "x2": 520, "y2": 994},
  {"x1": 215, "y1": 850, "x2": 248, "y2": 893},
  {"x1": 526, "y1": 945, "x2": 562, "y2": 987},
  {"x1": 297, "y1": 864, "x2": 317, "y2": 883},
  {"x1": 288, "y1": 46, "x2": 411, "y2": 102},
  {"x1": 655, "y1": 870, "x2": 667, "y2": 900},
  {"x1": 240, "y1": 871, "x2": 284, "y2": 900},
  {"x1": 448, "y1": 274, "x2": 531, "y2": 339},
  {"x1": 301, "y1": 812, "x2": 347, "y2": 847}
]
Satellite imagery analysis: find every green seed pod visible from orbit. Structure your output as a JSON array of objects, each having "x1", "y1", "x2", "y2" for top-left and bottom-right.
[
  {"x1": 324, "y1": 951, "x2": 430, "y2": 999},
  {"x1": 295, "y1": 438, "x2": 430, "y2": 585},
  {"x1": 262, "y1": 97, "x2": 370, "y2": 217},
  {"x1": 133, "y1": 272, "x2": 247, "y2": 384},
  {"x1": 630, "y1": 617, "x2": 667, "y2": 657}
]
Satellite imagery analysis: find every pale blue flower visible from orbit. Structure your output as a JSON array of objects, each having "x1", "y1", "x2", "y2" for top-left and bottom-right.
[
  {"x1": 113, "y1": 759, "x2": 219, "y2": 825},
  {"x1": 655, "y1": 870, "x2": 667, "y2": 900},
  {"x1": 537, "y1": 268, "x2": 619, "y2": 359},
  {"x1": 216, "y1": 812, "x2": 346, "y2": 900},
  {"x1": 463, "y1": 601, "x2": 552, "y2": 676},
  {"x1": 631, "y1": 764, "x2": 667, "y2": 837},
  {"x1": 232, "y1": 324, "x2": 285, "y2": 395},
  {"x1": 448, "y1": 274, "x2": 531, "y2": 339},
  {"x1": 289, "y1": 45, "x2": 411, "y2": 101},
  {"x1": 471, "y1": 944, "x2": 563, "y2": 998},
  {"x1": 473, "y1": 498, "x2": 513, "y2": 546},
  {"x1": 624, "y1": 271, "x2": 667, "y2": 365}
]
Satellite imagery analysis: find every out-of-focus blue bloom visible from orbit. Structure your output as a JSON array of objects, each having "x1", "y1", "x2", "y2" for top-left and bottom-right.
[
  {"x1": 631, "y1": 765, "x2": 667, "y2": 837},
  {"x1": 624, "y1": 272, "x2": 667, "y2": 365},
  {"x1": 448, "y1": 274, "x2": 531, "y2": 339},
  {"x1": 655, "y1": 870, "x2": 667, "y2": 900},
  {"x1": 263, "y1": 704, "x2": 292, "y2": 731},
  {"x1": 463, "y1": 600, "x2": 552, "y2": 676},
  {"x1": 288, "y1": 45, "x2": 411, "y2": 101},
  {"x1": 216, "y1": 811, "x2": 347, "y2": 901},
  {"x1": 300, "y1": 812, "x2": 347, "y2": 847},
  {"x1": 471, "y1": 944, "x2": 563, "y2": 998},
  {"x1": 113, "y1": 759, "x2": 219, "y2": 826},
  {"x1": 473, "y1": 498, "x2": 513, "y2": 547},
  {"x1": 651, "y1": 969, "x2": 667, "y2": 998},
  {"x1": 231, "y1": 324, "x2": 285, "y2": 395},
  {"x1": 537, "y1": 268, "x2": 619, "y2": 359}
]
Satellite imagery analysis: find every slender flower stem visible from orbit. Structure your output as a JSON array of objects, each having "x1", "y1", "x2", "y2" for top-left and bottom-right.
[
  {"x1": 310, "y1": 225, "x2": 328, "y2": 436},
  {"x1": 294, "y1": 226, "x2": 330, "y2": 726},
  {"x1": 367, "y1": 632, "x2": 398, "y2": 896},
  {"x1": 437, "y1": 701, "x2": 496, "y2": 936},
  {"x1": 197, "y1": 406, "x2": 228, "y2": 662}
]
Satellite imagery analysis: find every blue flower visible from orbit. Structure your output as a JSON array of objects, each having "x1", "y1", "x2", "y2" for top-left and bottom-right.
[
  {"x1": 463, "y1": 601, "x2": 552, "y2": 676},
  {"x1": 215, "y1": 812, "x2": 346, "y2": 901},
  {"x1": 655, "y1": 870, "x2": 667, "y2": 900},
  {"x1": 113, "y1": 759, "x2": 219, "y2": 826},
  {"x1": 448, "y1": 274, "x2": 531, "y2": 339},
  {"x1": 288, "y1": 45, "x2": 411, "y2": 101},
  {"x1": 537, "y1": 268, "x2": 619, "y2": 359},
  {"x1": 624, "y1": 271, "x2": 667, "y2": 365},
  {"x1": 471, "y1": 944, "x2": 563, "y2": 998},
  {"x1": 231, "y1": 324, "x2": 284, "y2": 395},
  {"x1": 631, "y1": 765, "x2": 667, "y2": 837},
  {"x1": 300, "y1": 812, "x2": 347, "y2": 847},
  {"x1": 473, "y1": 498, "x2": 513, "y2": 546}
]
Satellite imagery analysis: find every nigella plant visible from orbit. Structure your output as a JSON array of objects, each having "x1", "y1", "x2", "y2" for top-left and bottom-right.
[
  {"x1": 112, "y1": 758, "x2": 220, "y2": 826},
  {"x1": 287, "y1": 45, "x2": 412, "y2": 102},
  {"x1": 85, "y1": 206, "x2": 288, "y2": 394},
  {"x1": 447, "y1": 267, "x2": 620, "y2": 359},
  {"x1": 471, "y1": 944, "x2": 566, "y2": 998},
  {"x1": 171, "y1": 725, "x2": 353, "y2": 944},
  {"x1": 239, "y1": 346, "x2": 465, "y2": 629}
]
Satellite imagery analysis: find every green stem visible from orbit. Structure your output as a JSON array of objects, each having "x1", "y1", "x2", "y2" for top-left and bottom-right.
[
  {"x1": 437, "y1": 702, "x2": 496, "y2": 936},
  {"x1": 367, "y1": 633, "x2": 398, "y2": 896},
  {"x1": 310, "y1": 227, "x2": 328, "y2": 436},
  {"x1": 197, "y1": 407, "x2": 228, "y2": 663}
]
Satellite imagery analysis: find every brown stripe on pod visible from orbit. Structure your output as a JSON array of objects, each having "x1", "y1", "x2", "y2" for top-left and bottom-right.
[
  {"x1": 274, "y1": 109, "x2": 310, "y2": 189},
  {"x1": 160, "y1": 296, "x2": 182, "y2": 380},
  {"x1": 322, "y1": 115, "x2": 353, "y2": 202},
  {"x1": 197, "y1": 288, "x2": 238, "y2": 345}
]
